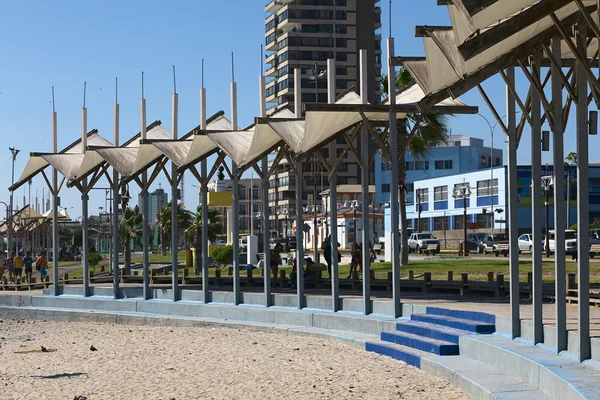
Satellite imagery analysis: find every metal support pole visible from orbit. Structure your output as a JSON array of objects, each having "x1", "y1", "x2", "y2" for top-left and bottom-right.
[
  {"x1": 231, "y1": 80, "x2": 240, "y2": 306},
  {"x1": 506, "y1": 66, "x2": 520, "y2": 338},
  {"x1": 200, "y1": 86, "x2": 210, "y2": 304},
  {"x1": 112, "y1": 101, "x2": 120, "y2": 298},
  {"x1": 81, "y1": 107, "x2": 89, "y2": 297},
  {"x1": 359, "y1": 49, "x2": 371, "y2": 315},
  {"x1": 552, "y1": 37, "x2": 567, "y2": 353},
  {"x1": 530, "y1": 50, "x2": 544, "y2": 345},
  {"x1": 232, "y1": 166, "x2": 241, "y2": 305},
  {"x1": 52, "y1": 110, "x2": 59, "y2": 295},
  {"x1": 141, "y1": 97, "x2": 150, "y2": 300},
  {"x1": 296, "y1": 161, "x2": 304, "y2": 309},
  {"x1": 259, "y1": 75, "x2": 271, "y2": 307},
  {"x1": 327, "y1": 58, "x2": 339, "y2": 312},
  {"x1": 575, "y1": 22, "x2": 590, "y2": 361},
  {"x1": 463, "y1": 202, "x2": 468, "y2": 256},
  {"x1": 171, "y1": 93, "x2": 179, "y2": 302},
  {"x1": 387, "y1": 38, "x2": 401, "y2": 318}
]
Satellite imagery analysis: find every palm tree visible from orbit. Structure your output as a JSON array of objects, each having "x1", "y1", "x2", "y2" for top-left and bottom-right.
[
  {"x1": 381, "y1": 69, "x2": 450, "y2": 265},
  {"x1": 119, "y1": 206, "x2": 143, "y2": 271},
  {"x1": 157, "y1": 202, "x2": 194, "y2": 256},
  {"x1": 185, "y1": 206, "x2": 225, "y2": 274}
]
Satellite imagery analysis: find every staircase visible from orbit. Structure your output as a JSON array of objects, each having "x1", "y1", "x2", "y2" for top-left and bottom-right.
[{"x1": 366, "y1": 307, "x2": 496, "y2": 368}]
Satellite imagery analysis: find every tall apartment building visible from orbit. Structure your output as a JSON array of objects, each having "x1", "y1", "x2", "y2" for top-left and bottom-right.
[
  {"x1": 264, "y1": 0, "x2": 382, "y2": 110},
  {"x1": 264, "y1": 0, "x2": 382, "y2": 237},
  {"x1": 138, "y1": 185, "x2": 169, "y2": 224}
]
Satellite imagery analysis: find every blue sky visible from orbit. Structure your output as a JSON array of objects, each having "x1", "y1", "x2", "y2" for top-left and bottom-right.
[{"x1": 0, "y1": 0, "x2": 596, "y2": 219}]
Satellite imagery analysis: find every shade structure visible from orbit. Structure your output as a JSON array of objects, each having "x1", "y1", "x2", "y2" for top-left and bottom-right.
[
  {"x1": 207, "y1": 108, "x2": 295, "y2": 167},
  {"x1": 10, "y1": 130, "x2": 107, "y2": 192},
  {"x1": 94, "y1": 123, "x2": 171, "y2": 177},
  {"x1": 404, "y1": 1, "x2": 599, "y2": 108},
  {"x1": 262, "y1": 92, "x2": 392, "y2": 156},
  {"x1": 149, "y1": 113, "x2": 232, "y2": 170},
  {"x1": 0, "y1": 205, "x2": 45, "y2": 236}
]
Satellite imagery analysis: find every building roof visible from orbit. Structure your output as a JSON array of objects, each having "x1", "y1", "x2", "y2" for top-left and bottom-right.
[{"x1": 321, "y1": 184, "x2": 376, "y2": 195}]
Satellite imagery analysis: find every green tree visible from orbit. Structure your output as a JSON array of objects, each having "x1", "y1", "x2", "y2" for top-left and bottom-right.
[
  {"x1": 119, "y1": 206, "x2": 143, "y2": 271},
  {"x1": 381, "y1": 69, "x2": 450, "y2": 265},
  {"x1": 185, "y1": 206, "x2": 225, "y2": 274},
  {"x1": 565, "y1": 152, "x2": 578, "y2": 166},
  {"x1": 212, "y1": 245, "x2": 233, "y2": 266},
  {"x1": 157, "y1": 202, "x2": 194, "y2": 256}
]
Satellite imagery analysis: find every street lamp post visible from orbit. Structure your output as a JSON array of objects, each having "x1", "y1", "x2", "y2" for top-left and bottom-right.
[
  {"x1": 9, "y1": 147, "x2": 20, "y2": 254},
  {"x1": 452, "y1": 185, "x2": 472, "y2": 256},
  {"x1": 416, "y1": 189, "x2": 422, "y2": 232},
  {"x1": 542, "y1": 175, "x2": 554, "y2": 257}
]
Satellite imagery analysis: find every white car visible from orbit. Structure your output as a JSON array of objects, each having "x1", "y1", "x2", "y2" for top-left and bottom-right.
[
  {"x1": 517, "y1": 234, "x2": 546, "y2": 253},
  {"x1": 408, "y1": 233, "x2": 440, "y2": 253},
  {"x1": 546, "y1": 230, "x2": 577, "y2": 256}
]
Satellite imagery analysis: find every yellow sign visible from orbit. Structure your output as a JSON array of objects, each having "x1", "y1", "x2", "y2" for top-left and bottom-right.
[{"x1": 207, "y1": 192, "x2": 233, "y2": 207}]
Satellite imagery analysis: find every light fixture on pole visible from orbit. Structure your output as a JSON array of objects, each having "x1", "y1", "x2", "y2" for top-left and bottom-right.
[
  {"x1": 452, "y1": 185, "x2": 472, "y2": 256},
  {"x1": 541, "y1": 175, "x2": 554, "y2": 257}
]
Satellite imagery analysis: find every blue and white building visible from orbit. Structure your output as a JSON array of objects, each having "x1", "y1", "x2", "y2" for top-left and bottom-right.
[
  {"x1": 384, "y1": 165, "x2": 600, "y2": 240},
  {"x1": 375, "y1": 134, "x2": 503, "y2": 204}
]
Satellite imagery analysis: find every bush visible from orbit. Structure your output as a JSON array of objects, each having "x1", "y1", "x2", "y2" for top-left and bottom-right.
[
  {"x1": 88, "y1": 252, "x2": 103, "y2": 268},
  {"x1": 212, "y1": 245, "x2": 233, "y2": 265}
]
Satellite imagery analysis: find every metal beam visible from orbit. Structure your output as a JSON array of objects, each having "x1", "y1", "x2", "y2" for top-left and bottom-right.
[
  {"x1": 459, "y1": 0, "x2": 572, "y2": 61},
  {"x1": 551, "y1": 37, "x2": 568, "y2": 353},
  {"x1": 304, "y1": 103, "x2": 479, "y2": 115}
]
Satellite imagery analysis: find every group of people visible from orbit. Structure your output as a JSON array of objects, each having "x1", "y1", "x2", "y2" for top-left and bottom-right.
[{"x1": 1, "y1": 248, "x2": 48, "y2": 283}]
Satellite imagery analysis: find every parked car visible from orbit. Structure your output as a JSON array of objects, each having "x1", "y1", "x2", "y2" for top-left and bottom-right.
[
  {"x1": 408, "y1": 233, "x2": 440, "y2": 254},
  {"x1": 546, "y1": 230, "x2": 577, "y2": 256},
  {"x1": 478, "y1": 233, "x2": 508, "y2": 254},
  {"x1": 517, "y1": 233, "x2": 546, "y2": 253}
]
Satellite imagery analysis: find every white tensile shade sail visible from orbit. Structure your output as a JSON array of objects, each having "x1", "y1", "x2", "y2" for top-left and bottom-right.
[
  {"x1": 12, "y1": 132, "x2": 111, "y2": 191},
  {"x1": 95, "y1": 125, "x2": 171, "y2": 177},
  {"x1": 207, "y1": 108, "x2": 296, "y2": 167},
  {"x1": 150, "y1": 114, "x2": 232, "y2": 168}
]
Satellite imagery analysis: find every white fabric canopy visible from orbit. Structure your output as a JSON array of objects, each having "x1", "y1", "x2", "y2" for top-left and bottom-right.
[
  {"x1": 207, "y1": 108, "x2": 296, "y2": 166},
  {"x1": 149, "y1": 114, "x2": 232, "y2": 168},
  {"x1": 95, "y1": 125, "x2": 171, "y2": 177},
  {"x1": 12, "y1": 132, "x2": 112, "y2": 191}
]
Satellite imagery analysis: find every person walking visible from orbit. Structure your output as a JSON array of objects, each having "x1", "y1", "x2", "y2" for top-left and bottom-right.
[
  {"x1": 14, "y1": 250, "x2": 23, "y2": 281},
  {"x1": 7, "y1": 252, "x2": 15, "y2": 282},
  {"x1": 23, "y1": 250, "x2": 33, "y2": 282},
  {"x1": 347, "y1": 242, "x2": 361, "y2": 279},
  {"x1": 37, "y1": 249, "x2": 48, "y2": 281},
  {"x1": 322, "y1": 235, "x2": 341, "y2": 278}
]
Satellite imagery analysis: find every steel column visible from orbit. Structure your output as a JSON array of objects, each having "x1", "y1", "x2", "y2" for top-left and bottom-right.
[
  {"x1": 295, "y1": 161, "x2": 304, "y2": 309},
  {"x1": 171, "y1": 93, "x2": 179, "y2": 302},
  {"x1": 576, "y1": 22, "x2": 591, "y2": 361},
  {"x1": 359, "y1": 49, "x2": 371, "y2": 315},
  {"x1": 200, "y1": 87, "x2": 209, "y2": 304},
  {"x1": 141, "y1": 98, "x2": 150, "y2": 300},
  {"x1": 259, "y1": 75, "x2": 271, "y2": 307},
  {"x1": 327, "y1": 58, "x2": 339, "y2": 312},
  {"x1": 505, "y1": 66, "x2": 520, "y2": 338},
  {"x1": 388, "y1": 38, "x2": 401, "y2": 318},
  {"x1": 231, "y1": 81, "x2": 240, "y2": 305},
  {"x1": 551, "y1": 37, "x2": 567, "y2": 352},
  {"x1": 52, "y1": 109, "x2": 59, "y2": 295},
  {"x1": 530, "y1": 51, "x2": 544, "y2": 344},
  {"x1": 81, "y1": 107, "x2": 89, "y2": 297}
]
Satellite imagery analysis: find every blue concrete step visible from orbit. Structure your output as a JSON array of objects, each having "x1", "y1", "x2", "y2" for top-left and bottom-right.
[
  {"x1": 381, "y1": 331, "x2": 459, "y2": 356},
  {"x1": 411, "y1": 314, "x2": 495, "y2": 334},
  {"x1": 396, "y1": 320, "x2": 472, "y2": 345},
  {"x1": 365, "y1": 340, "x2": 429, "y2": 368},
  {"x1": 426, "y1": 306, "x2": 496, "y2": 324}
]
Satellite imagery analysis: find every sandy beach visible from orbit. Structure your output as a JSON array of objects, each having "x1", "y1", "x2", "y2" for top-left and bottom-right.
[{"x1": 0, "y1": 318, "x2": 468, "y2": 400}]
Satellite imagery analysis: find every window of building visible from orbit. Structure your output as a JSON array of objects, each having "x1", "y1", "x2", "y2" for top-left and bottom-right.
[
  {"x1": 415, "y1": 160, "x2": 429, "y2": 170},
  {"x1": 481, "y1": 155, "x2": 487, "y2": 165},
  {"x1": 434, "y1": 216, "x2": 447, "y2": 231},
  {"x1": 406, "y1": 183, "x2": 414, "y2": 193},
  {"x1": 405, "y1": 161, "x2": 415, "y2": 171},
  {"x1": 418, "y1": 219, "x2": 429, "y2": 232},
  {"x1": 454, "y1": 215, "x2": 465, "y2": 230},
  {"x1": 434, "y1": 185, "x2": 448, "y2": 201},
  {"x1": 453, "y1": 182, "x2": 470, "y2": 194},
  {"x1": 382, "y1": 184, "x2": 390, "y2": 192},
  {"x1": 476, "y1": 178, "x2": 498, "y2": 197},
  {"x1": 252, "y1": 187, "x2": 259, "y2": 199},
  {"x1": 454, "y1": 141, "x2": 461, "y2": 146},
  {"x1": 381, "y1": 161, "x2": 390, "y2": 171},
  {"x1": 591, "y1": 178, "x2": 600, "y2": 193},
  {"x1": 477, "y1": 213, "x2": 493, "y2": 229},
  {"x1": 416, "y1": 188, "x2": 429, "y2": 203},
  {"x1": 434, "y1": 160, "x2": 453, "y2": 170},
  {"x1": 495, "y1": 157, "x2": 501, "y2": 166}
]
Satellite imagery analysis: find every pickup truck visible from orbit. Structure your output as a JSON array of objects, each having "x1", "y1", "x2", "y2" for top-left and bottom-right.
[
  {"x1": 478, "y1": 233, "x2": 508, "y2": 254},
  {"x1": 408, "y1": 233, "x2": 440, "y2": 254}
]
